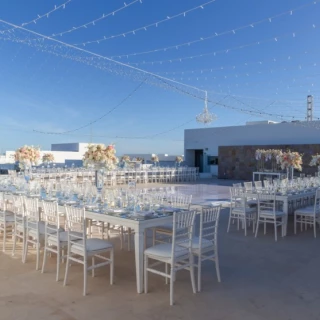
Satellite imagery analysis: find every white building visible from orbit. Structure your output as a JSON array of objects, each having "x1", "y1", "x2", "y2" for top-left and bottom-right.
[
  {"x1": 184, "y1": 120, "x2": 320, "y2": 176},
  {"x1": 0, "y1": 142, "x2": 89, "y2": 166}
]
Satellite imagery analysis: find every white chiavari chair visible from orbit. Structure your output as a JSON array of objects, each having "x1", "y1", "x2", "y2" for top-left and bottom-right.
[
  {"x1": 63, "y1": 206, "x2": 114, "y2": 296},
  {"x1": 0, "y1": 192, "x2": 15, "y2": 252},
  {"x1": 144, "y1": 210, "x2": 197, "y2": 305},
  {"x1": 255, "y1": 192, "x2": 287, "y2": 241}
]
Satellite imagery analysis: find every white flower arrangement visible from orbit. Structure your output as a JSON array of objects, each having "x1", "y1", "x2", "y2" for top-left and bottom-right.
[
  {"x1": 255, "y1": 149, "x2": 282, "y2": 161},
  {"x1": 151, "y1": 155, "x2": 159, "y2": 163},
  {"x1": 309, "y1": 154, "x2": 320, "y2": 166},
  {"x1": 42, "y1": 153, "x2": 54, "y2": 163},
  {"x1": 175, "y1": 156, "x2": 183, "y2": 163},
  {"x1": 14, "y1": 145, "x2": 40, "y2": 169},
  {"x1": 121, "y1": 155, "x2": 130, "y2": 163},
  {"x1": 83, "y1": 144, "x2": 119, "y2": 170}
]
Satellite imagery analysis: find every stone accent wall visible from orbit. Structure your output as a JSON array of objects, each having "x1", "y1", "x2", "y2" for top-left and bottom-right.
[{"x1": 218, "y1": 144, "x2": 320, "y2": 180}]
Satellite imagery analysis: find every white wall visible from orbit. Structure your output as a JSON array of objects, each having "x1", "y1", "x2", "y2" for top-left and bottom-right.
[{"x1": 184, "y1": 121, "x2": 320, "y2": 170}]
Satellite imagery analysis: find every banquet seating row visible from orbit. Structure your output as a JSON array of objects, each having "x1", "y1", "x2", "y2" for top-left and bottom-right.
[
  {"x1": 25, "y1": 167, "x2": 198, "y2": 185},
  {"x1": 228, "y1": 182, "x2": 320, "y2": 239},
  {"x1": 0, "y1": 191, "x2": 221, "y2": 305}
]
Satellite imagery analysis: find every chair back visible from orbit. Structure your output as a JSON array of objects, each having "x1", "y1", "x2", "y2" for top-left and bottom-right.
[
  {"x1": 258, "y1": 192, "x2": 277, "y2": 215},
  {"x1": 199, "y1": 205, "x2": 221, "y2": 250},
  {"x1": 171, "y1": 210, "x2": 196, "y2": 263},
  {"x1": 254, "y1": 181, "x2": 262, "y2": 191},
  {"x1": 168, "y1": 194, "x2": 192, "y2": 209},
  {"x1": 24, "y1": 197, "x2": 39, "y2": 222},
  {"x1": 0, "y1": 192, "x2": 5, "y2": 212},
  {"x1": 244, "y1": 181, "x2": 253, "y2": 192},
  {"x1": 12, "y1": 195, "x2": 24, "y2": 216},
  {"x1": 65, "y1": 206, "x2": 86, "y2": 248},
  {"x1": 42, "y1": 201, "x2": 60, "y2": 234},
  {"x1": 233, "y1": 183, "x2": 242, "y2": 188},
  {"x1": 313, "y1": 189, "x2": 320, "y2": 215}
]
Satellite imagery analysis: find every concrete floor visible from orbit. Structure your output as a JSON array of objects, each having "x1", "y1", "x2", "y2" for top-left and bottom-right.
[{"x1": 1, "y1": 180, "x2": 320, "y2": 320}]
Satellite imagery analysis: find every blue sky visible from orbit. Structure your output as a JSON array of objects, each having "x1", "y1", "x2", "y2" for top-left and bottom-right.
[{"x1": 0, "y1": 0, "x2": 319, "y2": 155}]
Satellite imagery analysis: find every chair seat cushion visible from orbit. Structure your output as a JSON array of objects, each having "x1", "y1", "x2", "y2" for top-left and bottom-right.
[
  {"x1": 180, "y1": 237, "x2": 214, "y2": 251},
  {"x1": 70, "y1": 238, "x2": 113, "y2": 255},
  {"x1": 232, "y1": 207, "x2": 256, "y2": 214},
  {"x1": 144, "y1": 243, "x2": 189, "y2": 259},
  {"x1": 247, "y1": 200, "x2": 258, "y2": 206},
  {"x1": 295, "y1": 206, "x2": 317, "y2": 216},
  {"x1": 259, "y1": 210, "x2": 285, "y2": 217},
  {"x1": 27, "y1": 222, "x2": 64, "y2": 239},
  {"x1": 47, "y1": 231, "x2": 82, "y2": 246}
]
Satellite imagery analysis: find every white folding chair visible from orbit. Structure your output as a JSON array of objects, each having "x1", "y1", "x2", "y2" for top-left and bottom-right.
[
  {"x1": 63, "y1": 206, "x2": 114, "y2": 296},
  {"x1": 23, "y1": 197, "x2": 44, "y2": 270},
  {"x1": 41, "y1": 201, "x2": 69, "y2": 281},
  {"x1": 192, "y1": 205, "x2": 221, "y2": 291},
  {"x1": 294, "y1": 189, "x2": 320, "y2": 238},
  {"x1": 255, "y1": 193, "x2": 286, "y2": 241},
  {"x1": 227, "y1": 187, "x2": 257, "y2": 236},
  {"x1": 144, "y1": 210, "x2": 197, "y2": 305},
  {"x1": 12, "y1": 195, "x2": 26, "y2": 260},
  {"x1": 0, "y1": 192, "x2": 15, "y2": 252}
]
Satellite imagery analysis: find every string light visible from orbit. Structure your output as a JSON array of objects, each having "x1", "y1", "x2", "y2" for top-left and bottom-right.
[
  {"x1": 126, "y1": 25, "x2": 318, "y2": 65},
  {"x1": 110, "y1": 0, "x2": 318, "y2": 59},
  {"x1": 2, "y1": 30, "x2": 316, "y2": 107},
  {"x1": 1, "y1": 0, "x2": 72, "y2": 33},
  {"x1": 156, "y1": 49, "x2": 317, "y2": 75},
  {"x1": 72, "y1": 0, "x2": 217, "y2": 46},
  {"x1": 0, "y1": 18, "x2": 208, "y2": 104},
  {"x1": 51, "y1": 0, "x2": 141, "y2": 37}
]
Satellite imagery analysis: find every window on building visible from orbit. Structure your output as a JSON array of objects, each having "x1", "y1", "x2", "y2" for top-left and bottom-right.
[{"x1": 207, "y1": 156, "x2": 218, "y2": 165}]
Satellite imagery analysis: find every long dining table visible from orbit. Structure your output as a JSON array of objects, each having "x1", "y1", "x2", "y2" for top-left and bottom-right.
[
  {"x1": 4, "y1": 190, "x2": 178, "y2": 293},
  {"x1": 83, "y1": 210, "x2": 173, "y2": 294},
  {"x1": 245, "y1": 189, "x2": 317, "y2": 215}
]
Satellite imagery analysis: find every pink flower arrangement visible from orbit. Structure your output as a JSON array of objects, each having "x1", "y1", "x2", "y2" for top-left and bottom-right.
[
  {"x1": 83, "y1": 143, "x2": 118, "y2": 170},
  {"x1": 151, "y1": 155, "x2": 159, "y2": 163},
  {"x1": 176, "y1": 156, "x2": 183, "y2": 163},
  {"x1": 14, "y1": 145, "x2": 40, "y2": 169},
  {"x1": 277, "y1": 151, "x2": 303, "y2": 171},
  {"x1": 42, "y1": 153, "x2": 54, "y2": 163},
  {"x1": 121, "y1": 155, "x2": 130, "y2": 163}
]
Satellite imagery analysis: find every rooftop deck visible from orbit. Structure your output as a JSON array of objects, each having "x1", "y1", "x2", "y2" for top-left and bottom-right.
[{"x1": 1, "y1": 180, "x2": 320, "y2": 320}]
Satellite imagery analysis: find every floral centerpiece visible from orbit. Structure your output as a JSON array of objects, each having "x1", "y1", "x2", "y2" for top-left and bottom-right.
[
  {"x1": 255, "y1": 148, "x2": 282, "y2": 171},
  {"x1": 151, "y1": 155, "x2": 159, "y2": 163},
  {"x1": 309, "y1": 154, "x2": 320, "y2": 167},
  {"x1": 83, "y1": 143, "x2": 118, "y2": 170},
  {"x1": 42, "y1": 153, "x2": 54, "y2": 163},
  {"x1": 14, "y1": 145, "x2": 40, "y2": 169},
  {"x1": 176, "y1": 156, "x2": 183, "y2": 163},
  {"x1": 277, "y1": 151, "x2": 303, "y2": 171},
  {"x1": 83, "y1": 144, "x2": 119, "y2": 192},
  {"x1": 121, "y1": 155, "x2": 130, "y2": 163}
]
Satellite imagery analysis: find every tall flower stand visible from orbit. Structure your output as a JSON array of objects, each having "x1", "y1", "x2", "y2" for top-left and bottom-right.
[
  {"x1": 95, "y1": 167, "x2": 105, "y2": 202},
  {"x1": 286, "y1": 166, "x2": 294, "y2": 180}
]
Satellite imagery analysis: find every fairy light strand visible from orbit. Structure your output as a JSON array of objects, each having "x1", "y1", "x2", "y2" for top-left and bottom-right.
[
  {"x1": 0, "y1": 18, "x2": 207, "y2": 100},
  {"x1": 126, "y1": 25, "x2": 318, "y2": 66},
  {"x1": 1, "y1": 0, "x2": 72, "y2": 33},
  {"x1": 110, "y1": 0, "x2": 318, "y2": 59},
  {"x1": 72, "y1": 0, "x2": 217, "y2": 46},
  {"x1": 52, "y1": 0, "x2": 142, "y2": 37}
]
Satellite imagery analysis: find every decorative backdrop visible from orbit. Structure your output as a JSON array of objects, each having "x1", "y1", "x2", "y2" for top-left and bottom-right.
[{"x1": 218, "y1": 144, "x2": 320, "y2": 180}]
